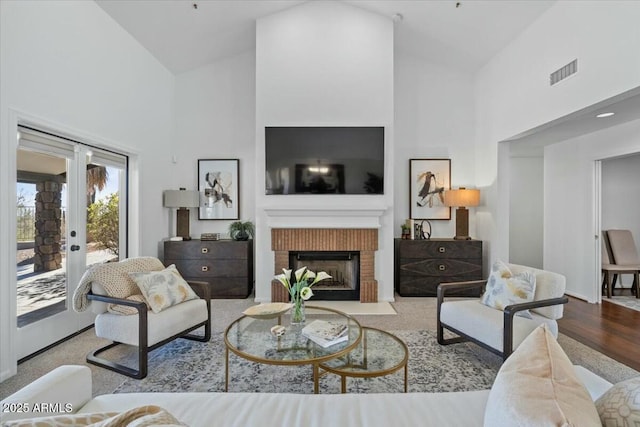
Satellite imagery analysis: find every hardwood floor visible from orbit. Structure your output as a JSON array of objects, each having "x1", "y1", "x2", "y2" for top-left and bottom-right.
[{"x1": 559, "y1": 296, "x2": 640, "y2": 372}]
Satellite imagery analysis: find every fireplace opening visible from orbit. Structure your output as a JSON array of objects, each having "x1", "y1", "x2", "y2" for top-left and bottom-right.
[{"x1": 289, "y1": 251, "x2": 360, "y2": 300}]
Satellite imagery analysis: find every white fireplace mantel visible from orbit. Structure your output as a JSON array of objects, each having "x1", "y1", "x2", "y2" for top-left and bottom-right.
[{"x1": 262, "y1": 202, "x2": 389, "y2": 229}]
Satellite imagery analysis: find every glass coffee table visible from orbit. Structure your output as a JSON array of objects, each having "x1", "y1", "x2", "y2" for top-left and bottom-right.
[
  {"x1": 319, "y1": 327, "x2": 409, "y2": 393},
  {"x1": 224, "y1": 305, "x2": 362, "y2": 393}
]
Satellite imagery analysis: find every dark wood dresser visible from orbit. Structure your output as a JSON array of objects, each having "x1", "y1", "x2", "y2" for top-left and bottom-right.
[
  {"x1": 394, "y1": 238, "x2": 482, "y2": 297},
  {"x1": 164, "y1": 239, "x2": 253, "y2": 298}
]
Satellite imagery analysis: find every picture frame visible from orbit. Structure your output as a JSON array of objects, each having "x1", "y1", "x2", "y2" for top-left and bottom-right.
[
  {"x1": 198, "y1": 159, "x2": 239, "y2": 220},
  {"x1": 409, "y1": 158, "x2": 451, "y2": 220}
]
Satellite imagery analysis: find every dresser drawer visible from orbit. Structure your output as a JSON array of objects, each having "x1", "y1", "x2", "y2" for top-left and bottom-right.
[
  {"x1": 166, "y1": 259, "x2": 248, "y2": 279},
  {"x1": 164, "y1": 240, "x2": 249, "y2": 259},
  {"x1": 397, "y1": 275, "x2": 482, "y2": 297},
  {"x1": 182, "y1": 276, "x2": 251, "y2": 298},
  {"x1": 397, "y1": 239, "x2": 481, "y2": 259},
  {"x1": 398, "y1": 258, "x2": 482, "y2": 277}
]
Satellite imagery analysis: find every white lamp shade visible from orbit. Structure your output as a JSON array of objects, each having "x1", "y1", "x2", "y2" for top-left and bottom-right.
[
  {"x1": 444, "y1": 188, "x2": 480, "y2": 208},
  {"x1": 163, "y1": 190, "x2": 200, "y2": 208}
]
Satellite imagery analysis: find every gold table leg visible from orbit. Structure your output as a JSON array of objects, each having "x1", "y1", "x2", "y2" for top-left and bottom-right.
[
  {"x1": 404, "y1": 363, "x2": 408, "y2": 393},
  {"x1": 313, "y1": 363, "x2": 319, "y2": 394},
  {"x1": 225, "y1": 345, "x2": 229, "y2": 392}
]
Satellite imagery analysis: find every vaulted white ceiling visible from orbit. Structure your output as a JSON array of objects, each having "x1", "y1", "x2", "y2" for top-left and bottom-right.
[
  {"x1": 95, "y1": 0, "x2": 555, "y2": 75},
  {"x1": 95, "y1": 0, "x2": 640, "y2": 149}
]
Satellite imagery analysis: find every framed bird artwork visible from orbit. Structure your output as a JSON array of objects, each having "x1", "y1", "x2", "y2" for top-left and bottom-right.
[{"x1": 409, "y1": 158, "x2": 451, "y2": 220}]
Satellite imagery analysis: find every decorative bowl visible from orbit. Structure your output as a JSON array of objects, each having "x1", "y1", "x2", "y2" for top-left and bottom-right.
[{"x1": 242, "y1": 303, "x2": 292, "y2": 320}]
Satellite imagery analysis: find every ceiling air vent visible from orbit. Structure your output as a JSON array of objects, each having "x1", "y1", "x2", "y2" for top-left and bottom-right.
[{"x1": 550, "y1": 59, "x2": 577, "y2": 86}]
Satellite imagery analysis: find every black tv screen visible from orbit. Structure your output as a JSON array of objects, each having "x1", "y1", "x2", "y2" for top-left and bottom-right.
[{"x1": 265, "y1": 127, "x2": 384, "y2": 195}]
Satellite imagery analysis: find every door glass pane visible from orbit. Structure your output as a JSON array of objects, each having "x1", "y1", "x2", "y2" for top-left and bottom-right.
[
  {"x1": 15, "y1": 127, "x2": 129, "y2": 358},
  {"x1": 86, "y1": 163, "x2": 122, "y2": 267},
  {"x1": 16, "y1": 148, "x2": 68, "y2": 326}
]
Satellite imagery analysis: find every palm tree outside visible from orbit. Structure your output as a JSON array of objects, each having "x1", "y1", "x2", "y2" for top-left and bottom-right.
[{"x1": 86, "y1": 165, "x2": 108, "y2": 206}]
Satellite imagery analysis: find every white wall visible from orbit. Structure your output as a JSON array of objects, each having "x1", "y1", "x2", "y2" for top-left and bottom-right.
[
  {"x1": 254, "y1": 1, "x2": 395, "y2": 301},
  {"x1": 508, "y1": 156, "x2": 544, "y2": 268},
  {"x1": 0, "y1": 1, "x2": 174, "y2": 380},
  {"x1": 602, "y1": 153, "x2": 640, "y2": 286},
  {"x1": 171, "y1": 6, "x2": 478, "y2": 300},
  {"x1": 476, "y1": 1, "x2": 640, "y2": 271},
  {"x1": 394, "y1": 53, "x2": 476, "y2": 239},
  {"x1": 172, "y1": 51, "x2": 256, "y2": 248},
  {"x1": 545, "y1": 119, "x2": 640, "y2": 301}
]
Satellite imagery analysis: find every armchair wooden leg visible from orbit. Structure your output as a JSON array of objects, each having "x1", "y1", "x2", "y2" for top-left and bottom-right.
[
  {"x1": 502, "y1": 310, "x2": 516, "y2": 361},
  {"x1": 437, "y1": 319, "x2": 446, "y2": 345},
  {"x1": 87, "y1": 342, "x2": 147, "y2": 379},
  {"x1": 436, "y1": 297, "x2": 464, "y2": 345},
  {"x1": 184, "y1": 298, "x2": 212, "y2": 341},
  {"x1": 183, "y1": 327, "x2": 210, "y2": 342}
]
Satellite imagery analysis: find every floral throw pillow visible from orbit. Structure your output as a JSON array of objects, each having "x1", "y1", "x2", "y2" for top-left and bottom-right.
[
  {"x1": 480, "y1": 260, "x2": 536, "y2": 319},
  {"x1": 595, "y1": 377, "x2": 640, "y2": 426},
  {"x1": 129, "y1": 265, "x2": 199, "y2": 314}
]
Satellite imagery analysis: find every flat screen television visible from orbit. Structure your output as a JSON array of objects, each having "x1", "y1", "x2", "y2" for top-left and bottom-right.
[{"x1": 265, "y1": 126, "x2": 384, "y2": 195}]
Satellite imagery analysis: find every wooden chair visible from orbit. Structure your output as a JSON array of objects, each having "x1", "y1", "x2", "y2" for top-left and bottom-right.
[
  {"x1": 602, "y1": 235, "x2": 637, "y2": 298},
  {"x1": 605, "y1": 230, "x2": 640, "y2": 298}
]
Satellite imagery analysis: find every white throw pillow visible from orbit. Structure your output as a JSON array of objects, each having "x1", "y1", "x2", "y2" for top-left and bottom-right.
[
  {"x1": 480, "y1": 260, "x2": 536, "y2": 318},
  {"x1": 129, "y1": 265, "x2": 199, "y2": 314},
  {"x1": 483, "y1": 325, "x2": 601, "y2": 427}
]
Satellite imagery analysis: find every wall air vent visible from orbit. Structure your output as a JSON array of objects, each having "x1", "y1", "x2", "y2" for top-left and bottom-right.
[{"x1": 550, "y1": 59, "x2": 577, "y2": 86}]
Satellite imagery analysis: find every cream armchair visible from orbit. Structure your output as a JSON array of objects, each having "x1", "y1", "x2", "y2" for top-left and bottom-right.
[
  {"x1": 73, "y1": 257, "x2": 211, "y2": 379},
  {"x1": 437, "y1": 263, "x2": 568, "y2": 360}
]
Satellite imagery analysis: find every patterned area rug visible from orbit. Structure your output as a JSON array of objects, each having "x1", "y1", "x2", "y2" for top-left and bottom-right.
[
  {"x1": 114, "y1": 330, "x2": 500, "y2": 394},
  {"x1": 603, "y1": 296, "x2": 640, "y2": 312}
]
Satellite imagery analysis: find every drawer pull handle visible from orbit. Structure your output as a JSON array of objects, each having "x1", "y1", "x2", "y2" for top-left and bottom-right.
[
  {"x1": 201, "y1": 247, "x2": 209, "y2": 254},
  {"x1": 438, "y1": 247, "x2": 446, "y2": 253},
  {"x1": 201, "y1": 266, "x2": 209, "y2": 272},
  {"x1": 439, "y1": 264, "x2": 446, "y2": 271}
]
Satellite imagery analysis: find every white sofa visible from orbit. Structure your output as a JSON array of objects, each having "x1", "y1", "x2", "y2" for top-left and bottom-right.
[{"x1": 1, "y1": 364, "x2": 612, "y2": 426}]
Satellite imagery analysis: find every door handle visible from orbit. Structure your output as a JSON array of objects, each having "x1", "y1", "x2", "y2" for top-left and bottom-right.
[{"x1": 70, "y1": 245, "x2": 80, "y2": 251}]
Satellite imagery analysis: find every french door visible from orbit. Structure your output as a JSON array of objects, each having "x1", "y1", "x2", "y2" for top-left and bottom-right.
[{"x1": 16, "y1": 127, "x2": 128, "y2": 358}]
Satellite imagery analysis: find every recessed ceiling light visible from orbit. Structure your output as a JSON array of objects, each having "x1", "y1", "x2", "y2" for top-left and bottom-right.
[{"x1": 596, "y1": 112, "x2": 615, "y2": 118}]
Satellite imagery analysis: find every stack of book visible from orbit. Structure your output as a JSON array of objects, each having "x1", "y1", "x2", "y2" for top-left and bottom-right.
[{"x1": 301, "y1": 320, "x2": 349, "y2": 348}]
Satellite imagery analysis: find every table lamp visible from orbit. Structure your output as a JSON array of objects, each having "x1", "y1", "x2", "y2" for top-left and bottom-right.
[
  {"x1": 163, "y1": 188, "x2": 200, "y2": 240},
  {"x1": 444, "y1": 187, "x2": 480, "y2": 240}
]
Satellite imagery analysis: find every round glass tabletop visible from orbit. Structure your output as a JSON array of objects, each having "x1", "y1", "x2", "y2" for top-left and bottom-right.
[
  {"x1": 319, "y1": 326, "x2": 409, "y2": 392},
  {"x1": 224, "y1": 305, "x2": 362, "y2": 366}
]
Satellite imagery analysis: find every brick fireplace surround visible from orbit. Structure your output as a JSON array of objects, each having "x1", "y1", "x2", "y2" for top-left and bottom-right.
[{"x1": 270, "y1": 228, "x2": 378, "y2": 302}]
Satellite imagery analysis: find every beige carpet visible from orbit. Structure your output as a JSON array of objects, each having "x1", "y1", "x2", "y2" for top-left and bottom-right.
[{"x1": 1, "y1": 295, "x2": 638, "y2": 399}]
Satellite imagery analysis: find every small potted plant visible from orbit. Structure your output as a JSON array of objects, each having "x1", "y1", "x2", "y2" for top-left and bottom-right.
[
  {"x1": 229, "y1": 220, "x2": 254, "y2": 241},
  {"x1": 401, "y1": 223, "x2": 410, "y2": 240}
]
